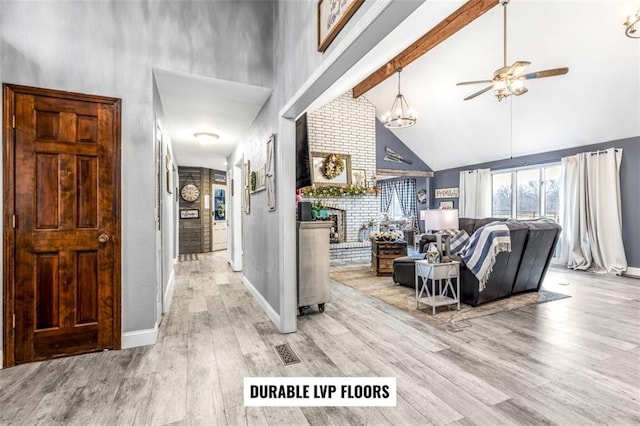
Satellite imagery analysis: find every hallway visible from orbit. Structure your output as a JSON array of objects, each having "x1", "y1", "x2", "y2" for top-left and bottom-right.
[{"x1": 0, "y1": 251, "x2": 638, "y2": 425}]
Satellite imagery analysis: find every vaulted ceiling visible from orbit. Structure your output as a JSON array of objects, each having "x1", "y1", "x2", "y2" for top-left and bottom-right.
[{"x1": 313, "y1": 0, "x2": 640, "y2": 171}]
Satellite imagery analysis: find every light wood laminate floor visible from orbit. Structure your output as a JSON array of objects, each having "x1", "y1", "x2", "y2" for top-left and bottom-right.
[{"x1": 0, "y1": 251, "x2": 639, "y2": 425}]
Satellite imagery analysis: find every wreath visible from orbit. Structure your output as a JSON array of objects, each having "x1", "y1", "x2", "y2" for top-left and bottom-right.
[{"x1": 322, "y1": 154, "x2": 344, "y2": 180}]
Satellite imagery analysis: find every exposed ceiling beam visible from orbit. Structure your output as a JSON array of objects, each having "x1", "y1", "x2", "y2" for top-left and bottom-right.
[{"x1": 352, "y1": 0, "x2": 499, "y2": 98}]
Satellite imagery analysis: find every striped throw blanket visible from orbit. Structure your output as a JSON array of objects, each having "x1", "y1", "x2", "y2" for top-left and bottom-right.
[{"x1": 461, "y1": 222, "x2": 511, "y2": 291}]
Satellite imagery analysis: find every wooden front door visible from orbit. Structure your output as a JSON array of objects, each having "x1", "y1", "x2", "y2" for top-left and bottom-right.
[{"x1": 3, "y1": 84, "x2": 121, "y2": 366}]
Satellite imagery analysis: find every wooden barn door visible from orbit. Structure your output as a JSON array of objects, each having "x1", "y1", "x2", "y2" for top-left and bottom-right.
[{"x1": 3, "y1": 84, "x2": 121, "y2": 366}]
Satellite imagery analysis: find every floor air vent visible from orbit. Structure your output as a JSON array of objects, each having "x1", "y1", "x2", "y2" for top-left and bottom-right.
[
  {"x1": 274, "y1": 344, "x2": 301, "y2": 366},
  {"x1": 179, "y1": 254, "x2": 199, "y2": 262}
]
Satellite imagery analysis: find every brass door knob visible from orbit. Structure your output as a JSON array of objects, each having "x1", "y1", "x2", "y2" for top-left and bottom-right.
[{"x1": 98, "y1": 233, "x2": 110, "y2": 243}]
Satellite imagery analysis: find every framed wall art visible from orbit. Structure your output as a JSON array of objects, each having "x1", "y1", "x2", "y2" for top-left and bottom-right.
[
  {"x1": 250, "y1": 165, "x2": 266, "y2": 193},
  {"x1": 351, "y1": 168, "x2": 366, "y2": 187},
  {"x1": 180, "y1": 209, "x2": 199, "y2": 219},
  {"x1": 242, "y1": 159, "x2": 250, "y2": 214},
  {"x1": 311, "y1": 152, "x2": 352, "y2": 186},
  {"x1": 165, "y1": 151, "x2": 173, "y2": 194},
  {"x1": 266, "y1": 134, "x2": 276, "y2": 211},
  {"x1": 435, "y1": 187, "x2": 459, "y2": 199},
  {"x1": 317, "y1": 0, "x2": 364, "y2": 52}
]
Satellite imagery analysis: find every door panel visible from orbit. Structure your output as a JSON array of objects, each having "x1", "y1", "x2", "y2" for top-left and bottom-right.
[
  {"x1": 36, "y1": 154, "x2": 59, "y2": 229},
  {"x1": 5, "y1": 85, "x2": 121, "y2": 365},
  {"x1": 35, "y1": 254, "x2": 60, "y2": 329}
]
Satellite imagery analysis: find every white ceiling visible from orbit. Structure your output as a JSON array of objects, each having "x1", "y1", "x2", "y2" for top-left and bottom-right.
[
  {"x1": 154, "y1": 68, "x2": 272, "y2": 171},
  {"x1": 311, "y1": 0, "x2": 640, "y2": 171}
]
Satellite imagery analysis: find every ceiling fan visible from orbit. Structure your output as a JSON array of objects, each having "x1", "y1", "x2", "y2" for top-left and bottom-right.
[{"x1": 457, "y1": 0, "x2": 568, "y2": 101}]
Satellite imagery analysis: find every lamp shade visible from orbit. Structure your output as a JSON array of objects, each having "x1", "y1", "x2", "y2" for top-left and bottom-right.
[{"x1": 420, "y1": 209, "x2": 459, "y2": 231}]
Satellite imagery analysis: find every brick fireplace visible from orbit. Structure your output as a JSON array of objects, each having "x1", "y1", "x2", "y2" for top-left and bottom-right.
[{"x1": 305, "y1": 91, "x2": 379, "y2": 265}]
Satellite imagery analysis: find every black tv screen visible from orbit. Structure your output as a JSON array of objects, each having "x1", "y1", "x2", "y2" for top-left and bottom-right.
[{"x1": 295, "y1": 113, "x2": 312, "y2": 189}]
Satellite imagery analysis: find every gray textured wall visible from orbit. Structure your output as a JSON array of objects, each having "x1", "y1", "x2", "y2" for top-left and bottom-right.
[
  {"x1": 153, "y1": 78, "x2": 178, "y2": 318},
  {"x1": 233, "y1": 0, "x2": 384, "y2": 313},
  {"x1": 433, "y1": 136, "x2": 640, "y2": 267},
  {"x1": 0, "y1": 0, "x2": 274, "y2": 347},
  {"x1": 376, "y1": 119, "x2": 432, "y2": 172},
  {"x1": 234, "y1": 0, "x2": 422, "y2": 316}
]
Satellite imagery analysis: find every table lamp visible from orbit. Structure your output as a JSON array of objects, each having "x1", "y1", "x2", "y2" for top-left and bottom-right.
[{"x1": 420, "y1": 209, "x2": 459, "y2": 259}]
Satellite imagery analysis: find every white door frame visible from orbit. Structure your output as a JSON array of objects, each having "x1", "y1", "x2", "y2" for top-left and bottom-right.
[
  {"x1": 211, "y1": 183, "x2": 227, "y2": 251},
  {"x1": 229, "y1": 157, "x2": 244, "y2": 271}
]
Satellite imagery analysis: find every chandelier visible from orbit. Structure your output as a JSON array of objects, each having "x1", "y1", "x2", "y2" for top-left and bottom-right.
[
  {"x1": 625, "y1": 9, "x2": 640, "y2": 38},
  {"x1": 382, "y1": 68, "x2": 416, "y2": 129}
]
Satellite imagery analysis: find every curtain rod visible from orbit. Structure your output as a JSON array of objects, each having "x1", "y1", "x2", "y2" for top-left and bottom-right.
[{"x1": 591, "y1": 149, "x2": 619, "y2": 155}]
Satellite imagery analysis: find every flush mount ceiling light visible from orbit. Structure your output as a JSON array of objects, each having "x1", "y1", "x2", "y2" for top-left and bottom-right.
[
  {"x1": 625, "y1": 9, "x2": 640, "y2": 38},
  {"x1": 382, "y1": 68, "x2": 416, "y2": 129},
  {"x1": 194, "y1": 132, "x2": 219, "y2": 144}
]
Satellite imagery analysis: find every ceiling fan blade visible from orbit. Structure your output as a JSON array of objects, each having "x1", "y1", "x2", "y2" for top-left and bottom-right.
[
  {"x1": 456, "y1": 79, "x2": 493, "y2": 86},
  {"x1": 522, "y1": 67, "x2": 569, "y2": 80},
  {"x1": 464, "y1": 85, "x2": 493, "y2": 101},
  {"x1": 508, "y1": 61, "x2": 531, "y2": 77}
]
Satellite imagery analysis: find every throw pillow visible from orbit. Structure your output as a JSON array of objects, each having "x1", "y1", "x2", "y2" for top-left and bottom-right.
[
  {"x1": 438, "y1": 229, "x2": 459, "y2": 238},
  {"x1": 449, "y1": 229, "x2": 470, "y2": 255}
]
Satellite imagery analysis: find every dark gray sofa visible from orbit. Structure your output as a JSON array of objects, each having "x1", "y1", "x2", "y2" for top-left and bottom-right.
[
  {"x1": 392, "y1": 218, "x2": 562, "y2": 306},
  {"x1": 392, "y1": 218, "x2": 508, "y2": 288}
]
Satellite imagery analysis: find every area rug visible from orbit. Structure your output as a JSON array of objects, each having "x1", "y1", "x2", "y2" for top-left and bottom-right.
[{"x1": 330, "y1": 264, "x2": 570, "y2": 327}]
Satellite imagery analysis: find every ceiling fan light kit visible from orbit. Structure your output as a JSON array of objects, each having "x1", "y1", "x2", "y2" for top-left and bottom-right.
[
  {"x1": 457, "y1": 0, "x2": 568, "y2": 101},
  {"x1": 625, "y1": 9, "x2": 640, "y2": 38},
  {"x1": 383, "y1": 68, "x2": 417, "y2": 129}
]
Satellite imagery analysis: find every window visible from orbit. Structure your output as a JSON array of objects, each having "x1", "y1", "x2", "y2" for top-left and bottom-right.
[
  {"x1": 516, "y1": 169, "x2": 540, "y2": 219},
  {"x1": 492, "y1": 173, "x2": 512, "y2": 218},
  {"x1": 491, "y1": 163, "x2": 561, "y2": 221},
  {"x1": 543, "y1": 165, "x2": 561, "y2": 222},
  {"x1": 388, "y1": 190, "x2": 405, "y2": 220}
]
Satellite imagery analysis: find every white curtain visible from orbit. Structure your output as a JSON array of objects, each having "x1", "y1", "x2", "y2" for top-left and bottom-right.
[
  {"x1": 459, "y1": 168, "x2": 492, "y2": 218},
  {"x1": 559, "y1": 148, "x2": 627, "y2": 274},
  {"x1": 558, "y1": 154, "x2": 591, "y2": 269}
]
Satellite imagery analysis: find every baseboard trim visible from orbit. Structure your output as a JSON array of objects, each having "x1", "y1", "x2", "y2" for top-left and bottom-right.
[
  {"x1": 122, "y1": 324, "x2": 158, "y2": 349},
  {"x1": 624, "y1": 266, "x2": 640, "y2": 278},
  {"x1": 242, "y1": 275, "x2": 280, "y2": 329},
  {"x1": 0, "y1": 350, "x2": 3, "y2": 369},
  {"x1": 229, "y1": 259, "x2": 242, "y2": 272},
  {"x1": 163, "y1": 268, "x2": 175, "y2": 314}
]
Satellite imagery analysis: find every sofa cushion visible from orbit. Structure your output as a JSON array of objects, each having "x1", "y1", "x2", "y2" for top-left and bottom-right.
[
  {"x1": 458, "y1": 218, "x2": 476, "y2": 236},
  {"x1": 457, "y1": 221, "x2": 529, "y2": 306},
  {"x1": 511, "y1": 219, "x2": 562, "y2": 293},
  {"x1": 393, "y1": 254, "x2": 425, "y2": 264},
  {"x1": 418, "y1": 234, "x2": 437, "y2": 253}
]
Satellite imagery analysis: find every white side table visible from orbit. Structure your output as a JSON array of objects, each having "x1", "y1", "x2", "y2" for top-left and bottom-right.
[{"x1": 415, "y1": 260, "x2": 460, "y2": 314}]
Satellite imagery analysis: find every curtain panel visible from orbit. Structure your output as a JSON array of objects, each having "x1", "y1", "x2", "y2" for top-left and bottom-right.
[
  {"x1": 378, "y1": 180, "x2": 396, "y2": 213},
  {"x1": 559, "y1": 148, "x2": 627, "y2": 274},
  {"x1": 395, "y1": 178, "x2": 418, "y2": 230},
  {"x1": 459, "y1": 168, "x2": 492, "y2": 218}
]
